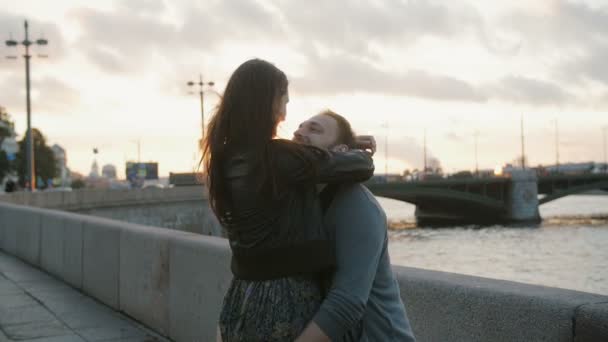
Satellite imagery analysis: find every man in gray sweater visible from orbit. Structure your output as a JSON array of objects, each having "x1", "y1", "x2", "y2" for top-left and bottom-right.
[{"x1": 294, "y1": 110, "x2": 416, "y2": 341}]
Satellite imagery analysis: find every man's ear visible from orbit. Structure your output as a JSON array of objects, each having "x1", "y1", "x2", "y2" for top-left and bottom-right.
[{"x1": 332, "y1": 144, "x2": 349, "y2": 152}]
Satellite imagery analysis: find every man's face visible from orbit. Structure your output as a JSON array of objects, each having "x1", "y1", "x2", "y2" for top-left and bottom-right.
[{"x1": 293, "y1": 114, "x2": 339, "y2": 149}]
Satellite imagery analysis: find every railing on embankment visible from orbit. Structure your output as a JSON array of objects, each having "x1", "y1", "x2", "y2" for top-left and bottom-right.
[
  {"x1": 0, "y1": 202, "x2": 607, "y2": 342},
  {"x1": 0, "y1": 186, "x2": 223, "y2": 236}
]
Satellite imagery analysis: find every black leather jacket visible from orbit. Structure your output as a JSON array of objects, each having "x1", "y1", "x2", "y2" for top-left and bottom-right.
[{"x1": 221, "y1": 139, "x2": 374, "y2": 280}]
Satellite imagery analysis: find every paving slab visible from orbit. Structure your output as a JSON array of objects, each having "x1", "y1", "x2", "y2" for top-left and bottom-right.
[
  {"x1": 0, "y1": 293, "x2": 37, "y2": 308},
  {"x1": 77, "y1": 325, "x2": 150, "y2": 341},
  {"x1": 3, "y1": 320, "x2": 70, "y2": 340},
  {"x1": 0, "y1": 251, "x2": 168, "y2": 342},
  {"x1": 21, "y1": 335, "x2": 86, "y2": 342},
  {"x1": 0, "y1": 279, "x2": 21, "y2": 296}
]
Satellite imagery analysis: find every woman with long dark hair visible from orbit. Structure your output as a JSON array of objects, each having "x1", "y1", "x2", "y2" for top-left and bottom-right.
[{"x1": 203, "y1": 59, "x2": 374, "y2": 341}]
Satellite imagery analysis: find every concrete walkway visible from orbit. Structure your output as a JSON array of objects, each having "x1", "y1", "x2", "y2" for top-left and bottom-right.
[{"x1": 0, "y1": 251, "x2": 168, "y2": 342}]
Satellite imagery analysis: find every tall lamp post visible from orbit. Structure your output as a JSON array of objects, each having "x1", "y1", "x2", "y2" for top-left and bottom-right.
[
  {"x1": 423, "y1": 128, "x2": 427, "y2": 175},
  {"x1": 603, "y1": 126, "x2": 607, "y2": 173},
  {"x1": 520, "y1": 114, "x2": 526, "y2": 169},
  {"x1": 554, "y1": 119, "x2": 560, "y2": 173},
  {"x1": 473, "y1": 130, "x2": 479, "y2": 177},
  {"x1": 380, "y1": 121, "x2": 389, "y2": 179},
  {"x1": 130, "y1": 139, "x2": 141, "y2": 163},
  {"x1": 5, "y1": 20, "x2": 49, "y2": 191},
  {"x1": 187, "y1": 74, "x2": 215, "y2": 145}
]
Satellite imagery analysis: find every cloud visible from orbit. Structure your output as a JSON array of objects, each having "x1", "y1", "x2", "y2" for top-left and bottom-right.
[
  {"x1": 497, "y1": 1, "x2": 608, "y2": 87},
  {"x1": 117, "y1": 0, "x2": 168, "y2": 14},
  {"x1": 63, "y1": 0, "x2": 602, "y2": 109},
  {"x1": 69, "y1": 0, "x2": 284, "y2": 75},
  {"x1": 445, "y1": 132, "x2": 464, "y2": 142},
  {"x1": 562, "y1": 43, "x2": 608, "y2": 86},
  {"x1": 68, "y1": 6, "x2": 180, "y2": 74},
  {"x1": 0, "y1": 73, "x2": 80, "y2": 114},
  {"x1": 293, "y1": 55, "x2": 576, "y2": 107},
  {"x1": 8, "y1": 0, "x2": 605, "y2": 111},
  {"x1": 484, "y1": 76, "x2": 575, "y2": 106},
  {"x1": 386, "y1": 136, "x2": 442, "y2": 171},
  {"x1": 33, "y1": 77, "x2": 81, "y2": 113},
  {"x1": 593, "y1": 92, "x2": 608, "y2": 110},
  {"x1": 498, "y1": 1, "x2": 608, "y2": 49},
  {"x1": 277, "y1": 0, "x2": 482, "y2": 57},
  {"x1": 292, "y1": 53, "x2": 486, "y2": 102}
]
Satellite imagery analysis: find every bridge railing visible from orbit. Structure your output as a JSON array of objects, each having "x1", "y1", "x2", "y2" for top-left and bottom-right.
[{"x1": 0, "y1": 202, "x2": 607, "y2": 342}]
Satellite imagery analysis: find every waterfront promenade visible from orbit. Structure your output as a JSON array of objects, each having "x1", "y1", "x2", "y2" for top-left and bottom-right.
[{"x1": 1, "y1": 188, "x2": 607, "y2": 341}]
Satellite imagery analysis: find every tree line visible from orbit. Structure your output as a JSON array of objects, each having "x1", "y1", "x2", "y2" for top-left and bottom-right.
[{"x1": 1, "y1": 106, "x2": 58, "y2": 189}]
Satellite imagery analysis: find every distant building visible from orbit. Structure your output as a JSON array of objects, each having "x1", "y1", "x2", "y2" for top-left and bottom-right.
[
  {"x1": 51, "y1": 144, "x2": 66, "y2": 167},
  {"x1": 89, "y1": 160, "x2": 100, "y2": 178},
  {"x1": 169, "y1": 172, "x2": 204, "y2": 187},
  {"x1": 496, "y1": 162, "x2": 604, "y2": 178},
  {"x1": 0, "y1": 120, "x2": 18, "y2": 157},
  {"x1": 51, "y1": 144, "x2": 71, "y2": 187},
  {"x1": 367, "y1": 173, "x2": 405, "y2": 184},
  {"x1": 477, "y1": 169, "x2": 495, "y2": 178},
  {"x1": 543, "y1": 162, "x2": 597, "y2": 175},
  {"x1": 126, "y1": 162, "x2": 158, "y2": 188},
  {"x1": 0, "y1": 119, "x2": 19, "y2": 190},
  {"x1": 102, "y1": 164, "x2": 117, "y2": 179}
]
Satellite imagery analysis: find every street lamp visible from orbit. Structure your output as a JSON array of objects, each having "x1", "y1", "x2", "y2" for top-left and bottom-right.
[
  {"x1": 379, "y1": 121, "x2": 389, "y2": 179},
  {"x1": 187, "y1": 74, "x2": 215, "y2": 145},
  {"x1": 603, "y1": 126, "x2": 607, "y2": 174},
  {"x1": 5, "y1": 20, "x2": 49, "y2": 191},
  {"x1": 130, "y1": 140, "x2": 141, "y2": 163},
  {"x1": 520, "y1": 114, "x2": 526, "y2": 169},
  {"x1": 553, "y1": 119, "x2": 560, "y2": 173},
  {"x1": 423, "y1": 128, "x2": 427, "y2": 175},
  {"x1": 473, "y1": 130, "x2": 479, "y2": 177}
]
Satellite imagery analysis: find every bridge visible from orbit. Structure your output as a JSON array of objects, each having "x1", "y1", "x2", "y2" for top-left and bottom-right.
[
  {"x1": 367, "y1": 171, "x2": 608, "y2": 225},
  {"x1": 169, "y1": 170, "x2": 608, "y2": 225}
]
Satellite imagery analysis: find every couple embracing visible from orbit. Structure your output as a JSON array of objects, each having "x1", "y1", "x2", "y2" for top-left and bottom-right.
[{"x1": 203, "y1": 59, "x2": 416, "y2": 341}]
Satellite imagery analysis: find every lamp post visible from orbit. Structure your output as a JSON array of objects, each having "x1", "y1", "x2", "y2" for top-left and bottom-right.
[
  {"x1": 187, "y1": 74, "x2": 215, "y2": 145},
  {"x1": 474, "y1": 130, "x2": 479, "y2": 177},
  {"x1": 423, "y1": 128, "x2": 427, "y2": 175},
  {"x1": 554, "y1": 119, "x2": 560, "y2": 173},
  {"x1": 5, "y1": 20, "x2": 49, "y2": 191},
  {"x1": 603, "y1": 126, "x2": 607, "y2": 173},
  {"x1": 379, "y1": 121, "x2": 389, "y2": 179},
  {"x1": 520, "y1": 114, "x2": 526, "y2": 169},
  {"x1": 130, "y1": 140, "x2": 141, "y2": 163}
]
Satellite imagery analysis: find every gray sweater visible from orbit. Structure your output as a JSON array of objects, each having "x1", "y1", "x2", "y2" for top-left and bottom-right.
[{"x1": 313, "y1": 184, "x2": 416, "y2": 341}]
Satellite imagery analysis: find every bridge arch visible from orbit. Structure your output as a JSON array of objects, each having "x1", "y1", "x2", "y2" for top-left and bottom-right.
[
  {"x1": 539, "y1": 181, "x2": 608, "y2": 205},
  {"x1": 367, "y1": 184, "x2": 505, "y2": 213}
]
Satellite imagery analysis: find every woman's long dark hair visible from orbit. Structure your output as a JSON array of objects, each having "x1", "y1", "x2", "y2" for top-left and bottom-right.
[{"x1": 202, "y1": 59, "x2": 289, "y2": 219}]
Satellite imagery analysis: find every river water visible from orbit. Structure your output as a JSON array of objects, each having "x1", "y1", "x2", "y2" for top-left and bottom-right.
[{"x1": 377, "y1": 194, "x2": 608, "y2": 296}]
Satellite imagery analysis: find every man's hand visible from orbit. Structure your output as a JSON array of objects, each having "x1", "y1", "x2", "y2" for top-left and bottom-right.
[{"x1": 355, "y1": 135, "x2": 376, "y2": 155}]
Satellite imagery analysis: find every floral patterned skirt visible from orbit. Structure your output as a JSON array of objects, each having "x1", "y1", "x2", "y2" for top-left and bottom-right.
[{"x1": 219, "y1": 275, "x2": 322, "y2": 342}]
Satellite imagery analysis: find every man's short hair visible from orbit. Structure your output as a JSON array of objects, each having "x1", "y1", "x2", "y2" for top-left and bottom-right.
[{"x1": 319, "y1": 110, "x2": 357, "y2": 148}]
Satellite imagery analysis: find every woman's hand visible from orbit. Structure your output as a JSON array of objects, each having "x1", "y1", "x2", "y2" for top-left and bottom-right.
[{"x1": 355, "y1": 135, "x2": 376, "y2": 155}]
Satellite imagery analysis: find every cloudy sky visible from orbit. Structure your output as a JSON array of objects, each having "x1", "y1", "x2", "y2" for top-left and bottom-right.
[{"x1": 1, "y1": 0, "x2": 607, "y2": 177}]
